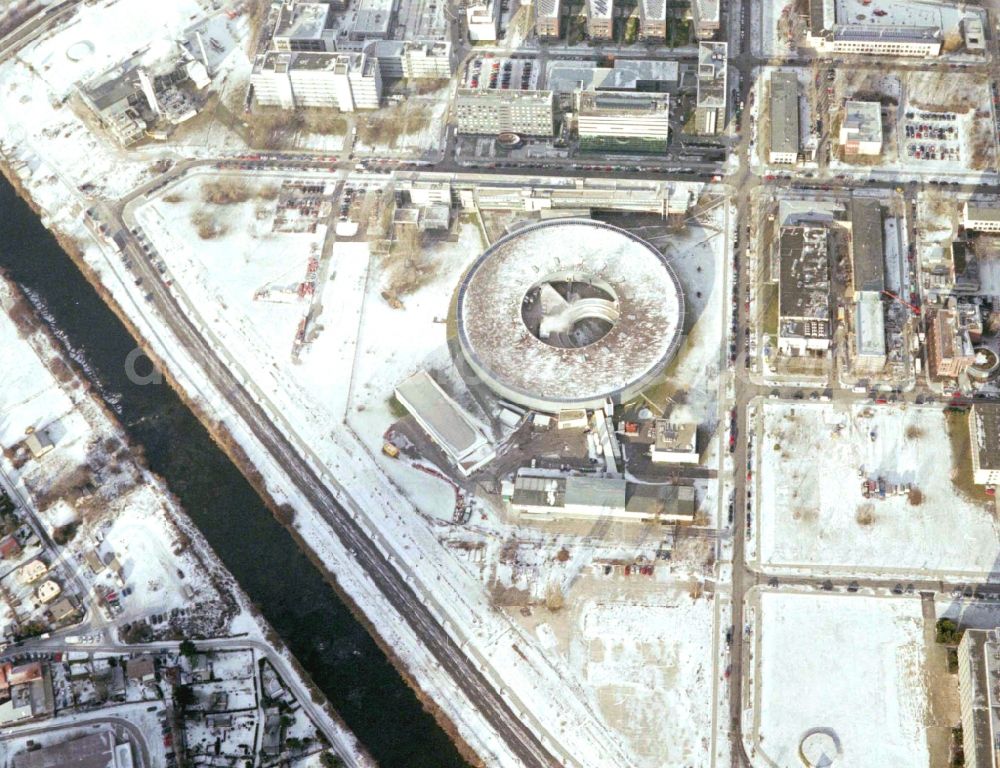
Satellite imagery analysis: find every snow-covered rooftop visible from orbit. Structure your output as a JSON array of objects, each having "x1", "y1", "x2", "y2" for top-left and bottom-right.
[{"x1": 457, "y1": 219, "x2": 684, "y2": 411}]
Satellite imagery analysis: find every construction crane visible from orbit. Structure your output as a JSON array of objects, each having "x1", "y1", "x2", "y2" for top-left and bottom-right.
[{"x1": 882, "y1": 289, "x2": 921, "y2": 316}]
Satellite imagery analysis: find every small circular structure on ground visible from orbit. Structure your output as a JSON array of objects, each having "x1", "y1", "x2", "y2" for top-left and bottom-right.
[
  {"x1": 66, "y1": 40, "x2": 95, "y2": 61},
  {"x1": 497, "y1": 131, "x2": 522, "y2": 148},
  {"x1": 969, "y1": 347, "x2": 1000, "y2": 382},
  {"x1": 800, "y1": 729, "x2": 841, "y2": 767},
  {"x1": 456, "y1": 219, "x2": 684, "y2": 411}
]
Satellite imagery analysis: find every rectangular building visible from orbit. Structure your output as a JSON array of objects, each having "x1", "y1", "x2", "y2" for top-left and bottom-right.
[
  {"x1": 695, "y1": 42, "x2": 727, "y2": 135},
  {"x1": 769, "y1": 71, "x2": 799, "y2": 164},
  {"x1": 812, "y1": 24, "x2": 942, "y2": 56},
  {"x1": 510, "y1": 471, "x2": 694, "y2": 523},
  {"x1": 637, "y1": 0, "x2": 666, "y2": 42},
  {"x1": 576, "y1": 92, "x2": 669, "y2": 152},
  {"x1": 349, "y1": 0, "x2": 397, "y2": 40},
  {"x1": 970, "y1": 405, "x2": 1000, "y2": 486},
  {"x1": 402, "y1": 40, "x2": 452, "y2": 78},
  {"x1": 692, "y1": 0, "x2": 720, "y2": 39},
  {"x1": 394, "y1": 370, "x2": 495, "y2": 475},
  {"x1": 454, "y1": 88, "x2": 555, "y2": 136},
  {"x1": 927, "y1": 305, "x2": 975, "y2": 380},
  {"x1": 777, "y1": 226, "x2": 832, "y2": 355},
  {"x1": 536, "y1": 0, "x2": 562, "y2": 38},
  {"x1": 585, "y1": 0, "x2": 614, "y2": 40},
  {"x1": 272, "y1": 2, "x2": 334, "y2": 52},
  {"x1": 964, "y1": 202, "x2": 1000, "y2": 233},
  {"x1": 964, "y1": 17, "x2": 986, "y2": 52},
  {"x1": 466, "y1": 0, "x2": 500, "y2": 40},
  {"x1": 840, "y1": 100, "x2": 882, "y2": 156},
  {"x1": 958, "y1": 627, "x2": 1000, "y2": 767},
  {"x1": 251, "y1": 52, "x2": 381, "y2": 111},
  {"x1": 853, "y1": 290, "x2": 886, "y2": 374},
  {"x1": 849, "y1": 198, "x2": 884, "y2": 294}
]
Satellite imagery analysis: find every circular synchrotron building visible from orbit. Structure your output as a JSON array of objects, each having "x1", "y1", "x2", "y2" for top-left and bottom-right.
[{"x1": 456, "y1": 219, "x2": 685, "y2": 412}]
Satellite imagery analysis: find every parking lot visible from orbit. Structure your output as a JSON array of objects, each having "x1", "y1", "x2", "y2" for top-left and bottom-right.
[{"x1": 903, "y1": 111, "x2": 962, "y2": 164}]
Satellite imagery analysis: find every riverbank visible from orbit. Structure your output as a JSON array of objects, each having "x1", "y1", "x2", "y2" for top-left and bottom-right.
[
  {"x1": 0, "y1": 254, "x2": 374, "y2": 766},
  {"x1": 0, "y1": 155, "x2": 476, "y2": 767}
]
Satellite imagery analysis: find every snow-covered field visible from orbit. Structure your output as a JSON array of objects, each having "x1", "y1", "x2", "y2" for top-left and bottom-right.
[
  {"x1": 568, "y1": 593, "x2": 714, "y2": 767},
  {"x1": 754, "y1": 591, "x2": 929, "y2": 767},
  {"x1": 756, "y1": 401, "x2": 1000, "y2": 576}
]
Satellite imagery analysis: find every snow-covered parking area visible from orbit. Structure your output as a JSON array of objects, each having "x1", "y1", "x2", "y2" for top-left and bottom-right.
[
  {"x1": 755, "y1": 401, "x2": 1000, "y2": 577},
  {"x1": 753, "y1": 591, "x2": 928, "y2": 767}
]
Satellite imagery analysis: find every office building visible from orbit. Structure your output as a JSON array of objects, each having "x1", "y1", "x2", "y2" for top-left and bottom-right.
[
  {"x1": 272, "y1": 2, "x2": 335, "y2": 52},
  {"x1": 637, "y1": 0, "x2": 666, "y2": 41},
  {"x1": 576, "y1": 91, "x2": 669, "y2": 152},
  {"x1": 454, "y1": 89, "x2": 555, "y2": 136},
  {"x1": 695, "y1": 42, "x2": 727, "y2": 135},
  {"x1": 970, "y1": 406, "x2": 1000, "y2": 486},
  {"x1": 466, "y1": 0, "x2": 500, "y2": 40},
  {"x1": 769, "y1": 71, "x2": 799, "y2": 164},
  {"x1": 536, "y1": 0, "x2": 562, "y2": 38},
  {"x1": 852, "y1": 291, "x2": 886, "y2": 374},
  {"x1": 839, "y1": 100, "x2": 882, "y2": 156},
  {"x1": 251, "y1": 51, "x2": 381, "y2": 111},
  {"x1": 692, "y1": 0, "x2": 720, "y2": 39},
  {"x1": 958, "y1": 627, "x2": 1000, "y2": 768},
  {"x1": 849, "y1": 198, "x2": 884, "y2": 294},
  {"x1": 585, "y1": 0, "x2": 614, "y2": 40},
  {"x1": 806, "y1": 0, "x2": 942, "y2": 56},
  {"x1": 349, "y1": 0, "x2": 397, "y2": 40},
  {"x1": 964, "y1": 202, "x2": 1000, "y2": 233}
]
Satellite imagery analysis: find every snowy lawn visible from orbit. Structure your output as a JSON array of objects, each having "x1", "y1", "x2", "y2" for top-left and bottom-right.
[
  {"x1": 755, "y1": 591, "x2": 928, "y2": 767},
  {"x1": 756, "y1": 401, "x2": 1000, "y2": 576}
]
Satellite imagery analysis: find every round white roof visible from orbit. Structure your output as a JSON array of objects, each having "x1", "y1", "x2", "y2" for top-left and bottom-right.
[{"x1": 457, "y1": 219, "x2": 684, "y2": 410}]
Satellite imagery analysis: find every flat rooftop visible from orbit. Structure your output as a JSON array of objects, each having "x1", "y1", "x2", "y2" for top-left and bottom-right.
[
  {"x1": 274, "y1": 2, "x2": 331, "y2": 40},
  {"x1": 353, "y1": 0, "x2": 396, "y2": 37},
  {"x1": 973, "y1": 405, "x2": 1000, "y2": 471},
  {"x1": 850, "y1": 198, "x2": 884, "y2": 293},
  {"x1": 696, "y1": 42, "x2": 727, "y2": 108},
  {"x1": 587, "y1": 0, "x2": 613, "y2": 20},
  {"x1": 538, "y1": 0, "x2": 560, "y2": 20},
  {"x1": 579, "y1": 91, "x2": 669, "y2": 115},
  {"x1": 779, "y1": 225, "x2": 831, "y2": 325},
  {"x1": 855, "y1": 290, "x2": 886, "y2": 357},
  {"x1": 843, "y1": 100, "x2": 882, "y2": 144},
  {"x1": 12, "y1": 732, "x2": 128, "y2": 768},
  {"x1": 770, "y1": 71, "x2": 799, "y2": 156},
  {"x1": 395, "y1": 370, "x2": 490, "y2": 463}
]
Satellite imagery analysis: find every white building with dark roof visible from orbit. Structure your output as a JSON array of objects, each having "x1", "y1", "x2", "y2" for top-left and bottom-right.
[
  {"x1": 576, "y1": 91, "x2": 669, "y2": 152},
  {"x1": 769, "y1": 71, "x2": 799, "y2": 164},
  {"x1": 970, "y1": 404, "x2": 1000, "y2": 485}
]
